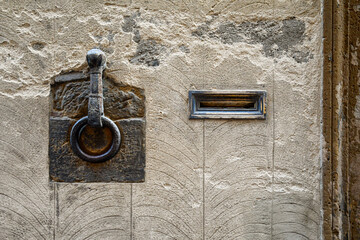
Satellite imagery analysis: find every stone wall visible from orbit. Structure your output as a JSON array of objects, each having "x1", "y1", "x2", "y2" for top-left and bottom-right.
[
  {"x1": 322, "y1": 1, "x2": 360, "y2": 239},
  {"x1": 0, "y1": 0, "x2": 322, "y2": 239},
  {"x1": 349, "y1": 0, "x2": 360, "y2": 238}
]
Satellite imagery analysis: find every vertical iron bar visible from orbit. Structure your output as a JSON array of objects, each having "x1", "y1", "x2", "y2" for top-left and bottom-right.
[{"x1": 86, "y1": 49, "x2": 106, "y2": 127}]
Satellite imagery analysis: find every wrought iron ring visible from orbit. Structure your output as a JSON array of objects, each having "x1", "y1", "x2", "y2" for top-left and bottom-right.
[{"x1": 70, "y1": 116, "x2": 121, "y2": 163}]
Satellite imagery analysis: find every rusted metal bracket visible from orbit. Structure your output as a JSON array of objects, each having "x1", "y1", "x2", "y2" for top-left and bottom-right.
[{"x1": 86, "y1": 49, "x2": 106, "y2": 127}]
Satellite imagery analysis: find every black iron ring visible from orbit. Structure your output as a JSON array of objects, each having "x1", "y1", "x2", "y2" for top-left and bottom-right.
[{"x1": 70, "y1": 116, "x2": 121, "y2": 163}]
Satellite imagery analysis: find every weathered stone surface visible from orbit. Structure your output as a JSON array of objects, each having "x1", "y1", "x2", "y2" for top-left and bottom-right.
[
  {"x1": 274, "y1": 0, "x2": 320, "y2": 18},
  {"x1": 0, "y1": 0, "x2": 323, "y2": 239},
  {"x1": 199, "y1": 40, "x2": 273, "y2": 239},
  {"x1": 193, "y1": 18, "x2": 313, "y2": 63},
  {"x1": 272, "y1": 17, "x2": 322, "y2": 238},
  {"x1": 51, "y1": 76, "x2": 145, "y2": 119},
  {"x1": 129, "y1": 39, "x2": 164, "y2": 66},
  {"x1": 53, "y1": 183, "x2": 131, "y2": 239},
  {"x1": 0, "y1": 96, "x2": 53, "y2": 239},
  {"x1": 132, "y1": 58, "x2": 204, "y2": 239},
  {"x1": 204, "y1": 120, "x2": 272, "y2": 239}
]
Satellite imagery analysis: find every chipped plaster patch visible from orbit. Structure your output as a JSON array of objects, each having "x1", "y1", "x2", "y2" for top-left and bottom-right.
[{"x1": 192, "y1": 17, "x2": 313, "y2": 63}]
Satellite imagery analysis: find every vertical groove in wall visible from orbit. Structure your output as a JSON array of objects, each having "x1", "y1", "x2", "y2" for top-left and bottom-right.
[
  {"x1": 322, "y1": 0, "x2": 334, "y2": 238},
  {"x1": 53, "y1": 183, "x2": 58, "y2": 240},
  {"x1": 52, "y1": 1, "x2": 57, "y2": 238},
  {"x1": 202, "y1": 120, "x2": 205, "y2": 240},
  {"x1": 271, "y1": 72, "x2": 275, "y2": 240},
  {"x1": 330, "y1": 1, "x2": 334, "y2": 238},
  {"x1": 52, "y1": 2, "x2": 57, "y2": 238},
  {"x1": 344, "y1": 1, "x2": 351, "y2": 233},
  {"x1": 202, "y1": 39, "x2": 206, "y2": 240},
  {"x1": 130, "y1": 183, "x2": 133, "y2": 240},
  {"x1": 270, "y1": 1, "x2": 275, "y2": 239},
  {"x1": 270, "y1": 53, "x2": 275, "y2": 240},
  {"x1": 53, "y1": 183, "x2": 55, "y2": 240},
  {"x1": 320, "y1": 1, "x2": 325, "y2": 239}
]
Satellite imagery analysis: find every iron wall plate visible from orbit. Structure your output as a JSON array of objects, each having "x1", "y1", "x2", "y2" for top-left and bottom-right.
[
  {"x1": 189, "y1": 90, "x2": 266, "y2": 119},
  {"x1": 49, "y1": 72, "x2": 145, "y2": 182}
]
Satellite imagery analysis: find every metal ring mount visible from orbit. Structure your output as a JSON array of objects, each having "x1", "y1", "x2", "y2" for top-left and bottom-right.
[{"x1": 70, "y1": 116, "x2": 121, "y2": 163}]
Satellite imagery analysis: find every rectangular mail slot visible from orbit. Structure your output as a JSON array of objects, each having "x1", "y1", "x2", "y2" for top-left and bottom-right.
[{"x1": 189, "y1": 90, "x2": 266, "y2": 119}]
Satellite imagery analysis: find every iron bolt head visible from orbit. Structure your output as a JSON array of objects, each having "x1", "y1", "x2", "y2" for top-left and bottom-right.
[{"x1": 86, "y1": 48, "x2": 106, "y2": 72}]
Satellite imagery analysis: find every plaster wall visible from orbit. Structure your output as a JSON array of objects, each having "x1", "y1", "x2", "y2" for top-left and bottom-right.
[{"x1": 0, "y1": 0, "x2": 322, "y2": 239}]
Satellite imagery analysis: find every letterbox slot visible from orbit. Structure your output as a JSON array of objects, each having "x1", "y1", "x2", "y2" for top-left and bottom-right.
[{"x1": 189, "y1": 90, "x2": 266, "y2": 119}]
